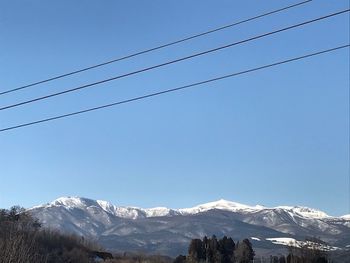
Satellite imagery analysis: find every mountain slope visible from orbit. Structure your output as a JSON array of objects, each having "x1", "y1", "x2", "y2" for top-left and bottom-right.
[{"x1": 29, "y1": 197, "x2": 350, "y2": 256}]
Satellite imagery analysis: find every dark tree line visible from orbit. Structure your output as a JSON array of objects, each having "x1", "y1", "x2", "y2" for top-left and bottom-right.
[
  {"x1": 0, "y1": 206, "x2": 108, "y2": 263},
  {"x1": 269, "y1": 255, "x2": 286, "y2": 263},
  {"x1": 174, "y1": 236, "x2": 334, "y2": 263},
  {"x1": 175, "y1": 235, "x2": 254, "y2": 263}
]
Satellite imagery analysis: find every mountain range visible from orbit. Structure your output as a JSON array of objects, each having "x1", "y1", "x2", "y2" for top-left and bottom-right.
[{"x1": 29, "y1": 197, "x2": 350, "y2": 257}]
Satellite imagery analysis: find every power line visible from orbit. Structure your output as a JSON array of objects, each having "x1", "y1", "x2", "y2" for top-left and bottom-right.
[
  {"x1": 0, "y1": 44, "x2": 348, "y2": 133},
  {"x1": 1, "y1": 9, "x2": 348, "y2": 112},
  {"x1": 0, "y1": 0, "x2": 312, "y2": 96}
]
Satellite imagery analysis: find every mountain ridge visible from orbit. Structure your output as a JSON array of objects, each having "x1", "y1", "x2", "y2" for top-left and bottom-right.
[
  {"x1": 28, "y1": 196, "x2": 350, "y2": 256},
  {"x1": 30, "y1": 196, "x2": 335, "y2": 219}
]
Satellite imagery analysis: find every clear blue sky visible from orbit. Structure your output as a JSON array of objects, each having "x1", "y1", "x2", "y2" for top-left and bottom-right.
[{"x1": 0, "y1": 0, "x2": 349, "y2": 216}]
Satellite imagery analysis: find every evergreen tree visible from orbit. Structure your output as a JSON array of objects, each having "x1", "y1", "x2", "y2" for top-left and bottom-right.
[
  {"x1": 270, "y1": 255, "x2": 279, "y2": 263},
  {"x1": 173, "y1": 255, "x2": 186, "y2": 263},
  {"x1": 203, "y1": 236, "x2": 210, "y2": 262},
  {"x1": 208, "y1": 235, "x2": 220, "y2": 263},
  {"x1": 234, "y1": 239, "x2": 255, "y2": 263},
  {"x1": 188, "y1": 239, "x2": 205, "y2": 263},
  {"x1": 218, "y1": 236, "x2": 235, "y2": 263},
  {"x1": 278, "y1": 255, "x2": 286, "y2": 263}
]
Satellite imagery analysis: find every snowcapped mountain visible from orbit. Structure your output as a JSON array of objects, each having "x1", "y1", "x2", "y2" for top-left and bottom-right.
[
  {"x1": 29, "y1": 197, "x2": 349, "y2": 256},
  {"x1": 31, "y1": 197, "x2": 330, "y2": 219},
  {"x1": 31, "y1": 197, "x2": 182, "y2": 220},
  {"x1": 275, "y1": 206, "x2": 330, "y2": 219},
  {"x1": 178, "y1": 199, "x2": 263, "y2": 215}
]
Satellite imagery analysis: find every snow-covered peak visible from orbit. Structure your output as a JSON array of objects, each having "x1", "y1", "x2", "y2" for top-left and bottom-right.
[
  {"x1": 179, "y1": 199, "x2": 260, "y2": 214},
  {"x1": 30, "y1": 197, "x2": 144, "y2": 219},
  {"x1": 144, "y1": 207, "x2": 176, "y2": 217},
  {"x1": 95, "y1": 200, "x2": 144, "y2": 219},
  {"x1": 52, "y1": 197, "x2": 95, "y2": 209},
  {"x1": 276, "y1": 206, "x2": 329, "y2": 219},
  {"x1": 28, "y1": 196, "x2": 95, "y2": 210},
  {"x1": 96, "y1": 199, "x2": 115, "y2": 212},
  {"x1": 51, "y1": 198, "x2": 179, "y2": 218},
  {"x1": 341, "y1": 214, "x2": 350, "y2": 220}
]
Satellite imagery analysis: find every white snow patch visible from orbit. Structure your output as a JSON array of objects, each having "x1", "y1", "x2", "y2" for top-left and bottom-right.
[
  {"x1": 251, "y1": 237, "x2": 261, "y2": 241},
  {"x1": 276, "y1": 206, "x2": 329, "y2": 219},
  {"x1": 266, "y1": 237, "x2": 299, "y2": 247},
  {"x1": 341, "y1": 214, "x2": 350, "y2": 220},
  {"x1": 179, "y1": 199, "x2": 261, "y2": 214},
  {"x1": 144, "y1": 207, "x2": 173, "y2": 217},
  {"x1": 266, "y1": 238, "x2": 340, "y2": 251}
]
